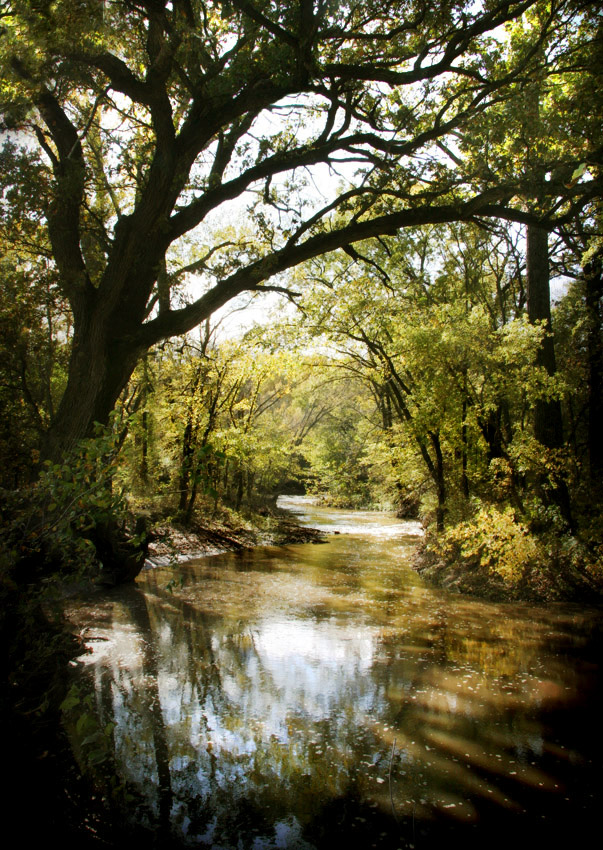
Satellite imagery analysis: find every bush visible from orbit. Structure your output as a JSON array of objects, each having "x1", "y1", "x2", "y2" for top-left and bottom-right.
[
  {"x1": 1, "y1": 424, "x2": 128, "y2": 585},
  {"x1": 426, "y1": 500, "x2": 603, "y2": 602},
  {"x1": 441, "y1": 504, "x2": 541, "y2": 585}
]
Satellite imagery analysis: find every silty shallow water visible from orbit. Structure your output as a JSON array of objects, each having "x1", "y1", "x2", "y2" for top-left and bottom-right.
[{"x1": 68, "y1": 497, "x2": 603, "y2": 849}]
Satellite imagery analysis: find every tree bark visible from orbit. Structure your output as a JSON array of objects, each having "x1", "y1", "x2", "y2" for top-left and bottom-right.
[
  {"x1": 526, "y1": 224, "x2": 573, "y2": 529},
  {"x1": 428, "y1": 430, "x2": 446, "y2": 533},
  {"x1": 42, "y1": 306, "x2": 145, "y2": 462},
  {"x1": 139, "y1": 355, "x2": 150, "y2": 484},
  {"x1": 526, "y1": 224, "x2": 564, "y2": 449},
  {"x1": 584, "y1": 248, "x2": 603, "y2": 482},
  {"x1": 461, "y1": 399, "x2": 470, "y2": 499}
]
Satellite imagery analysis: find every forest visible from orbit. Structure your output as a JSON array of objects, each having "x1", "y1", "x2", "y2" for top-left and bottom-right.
[{"x1": 0, "y1": 0, "x2": 602, "y2": 846}]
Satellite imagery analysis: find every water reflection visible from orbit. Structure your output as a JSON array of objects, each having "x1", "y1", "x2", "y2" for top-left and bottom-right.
[{"x1": 69, "y1": 498, "x2": 602, "y2": 848}]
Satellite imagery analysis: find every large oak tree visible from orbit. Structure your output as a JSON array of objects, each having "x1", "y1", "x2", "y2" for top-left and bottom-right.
[{"x1": 0, "y1": 0, "x2": 598, "y2": 461}]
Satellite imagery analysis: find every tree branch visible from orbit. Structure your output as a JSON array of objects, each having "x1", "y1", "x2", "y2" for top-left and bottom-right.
[{"x1": 138, "y1": 189, "x2": 566, "y2": 348}]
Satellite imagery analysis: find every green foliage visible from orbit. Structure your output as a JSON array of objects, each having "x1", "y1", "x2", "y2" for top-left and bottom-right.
[
  {"x1": 428, "y1": 499, "x2": 603, "y2": 601},
  {"x1": 0, "y1": 0, "x2": 599, "y2": 601},
  {"x1": 1, "y1": 422, "x2": 127, "y2": 581},
  {"x1": 0, "y1": 144, "x2": 71, "y2": 486},
  {"x1": 2, "y1": 0, "x2": 596, "y2": 469},
  {"x1": 302, "y1": 389, "x2": 382, "y2": 508},
  {"x1": 291, "y1": 223, "x2": 541, "y2": 517},
  {"x1": 118, "y1": 333, "x2": 313, "y2": 517},
  {"x1": 441, "y1": 504, "x2": 541, "y2": 585},
  {"x1": 61, "y1": 683, "x2": 115, "y2": 768}
]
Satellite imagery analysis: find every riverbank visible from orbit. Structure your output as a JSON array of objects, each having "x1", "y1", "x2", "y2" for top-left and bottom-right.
[
  {"x1": 7, "y1": 498, "x2": 602, "y2": 848},
  {"x1": 412, "y1": 536, "x2": 603, "y2": 604},
  {"x1": 144, "y1": 504, "x2": 327, "y2": 567},
  {"x1": 142, "y1": 500, "x2": 603, "y2": 607}
]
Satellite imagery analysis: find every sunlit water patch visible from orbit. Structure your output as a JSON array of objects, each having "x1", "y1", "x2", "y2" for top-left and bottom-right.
[
  {"x1": 66, "y1": 498, "x2": 602, "y2": 849},
  {"x1": 277, "y1": 495, "x2": 425, "y2": 538}
]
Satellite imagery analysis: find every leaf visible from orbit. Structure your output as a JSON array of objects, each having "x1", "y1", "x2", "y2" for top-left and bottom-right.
[
  {"x1": 88, "y1": 749, "x2": 108, "y2": 765},
  {"x1": 60, "y1": 686, "x2": 81, "y2": 712},
  {"x1": 570, "y1": 162, "x2": 587, "y2": 182},
  {"x1": 81, "y1": 732, "x2": 103, "y2": 747},
  {"x1": 565, "y1": 162, "x2": 588, "y2": 187},
  {"x1": 76, "y1": 713, "x2": 96, "y2": 736}
]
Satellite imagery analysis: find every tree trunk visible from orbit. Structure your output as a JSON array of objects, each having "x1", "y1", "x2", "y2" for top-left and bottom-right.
[
  {"x1": 461, "y1": 394, "x2": 470, "y2": 500},
  {"x1": 40, "y1": 309, "x2": 149, "y2": 582},
  {"x1": 526, "y1": 224, "x2": 573, "y2": 528},
  {"x1": 178, "y1": 418, "x2": 195, "y2": 515},
  {"x1": 42, "y1": 316, "x2": 143, "y2": 462},
  {"x1": 526, "y1": 224, "x2": 564, "y2": 449},
  {"x1": 429, "y1": 430, "x2": 446, "y2": 533},
  {"x1": 140, "y1": 355, "x2": 150, "y2": 484},
  {"x1": 584, "y1": 248, "x2": 603, "y2": 483},
  {"x1": 235, "y1": 468, "x2": 244, "y2": 511}
]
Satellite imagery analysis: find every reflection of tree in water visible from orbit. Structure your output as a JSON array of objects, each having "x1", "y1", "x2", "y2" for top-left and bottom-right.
[
  {"x1": 75, "y1": 554, "x2": 602, "y2": 848},
  {"x1": 82, "y1": 579, "x2": 391, "y2": 843},
  {"x1": 367, "y1": 599, "x2": 602, "y2": 843},
  {"x1": 87, "y1": 586, "x2": 174, "y2": 839},
  {"x1": 144, "y1": 585, "x2": 383, "y2": 843}
]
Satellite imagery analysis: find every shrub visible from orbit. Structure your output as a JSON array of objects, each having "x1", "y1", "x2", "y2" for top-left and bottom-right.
[{"x1": 441, "y1": 504, "x2": 541, "y2": 585}]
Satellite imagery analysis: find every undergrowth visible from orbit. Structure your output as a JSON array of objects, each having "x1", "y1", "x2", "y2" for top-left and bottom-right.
[{"x1": 422, "y1": 502, "x2": 603, "y2": 602}]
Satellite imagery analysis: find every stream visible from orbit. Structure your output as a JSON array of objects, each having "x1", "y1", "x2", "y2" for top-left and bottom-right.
[{"x1": 69, "y1": 497, "x2": 602, "y2": 849}]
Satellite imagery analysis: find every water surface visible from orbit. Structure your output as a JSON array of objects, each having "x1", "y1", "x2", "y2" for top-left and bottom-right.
[{"x1": 70, "y1": 497, "x2": 602, "y2": 848}]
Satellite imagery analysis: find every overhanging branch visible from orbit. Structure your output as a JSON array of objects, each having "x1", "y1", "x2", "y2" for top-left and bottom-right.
[{"x1": 138, "y1": 190, "x2": 571, "y2": 348}]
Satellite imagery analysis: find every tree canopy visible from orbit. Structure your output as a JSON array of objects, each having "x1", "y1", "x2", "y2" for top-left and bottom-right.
[{"x1": 1, "y1": 0, "x2": 600, "y2": 459}]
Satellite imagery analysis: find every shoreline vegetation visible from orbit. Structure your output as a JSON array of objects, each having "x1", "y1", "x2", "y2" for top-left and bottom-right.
[
  {"x1": 412, "y1": 539, "x2": 603, "y2": 605},
  {"x1": 141, "y1": 500, "x2": 603, "y2": 605}
]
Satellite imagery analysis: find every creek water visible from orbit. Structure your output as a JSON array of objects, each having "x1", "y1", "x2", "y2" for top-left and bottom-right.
[{"x1": 70, "y1": 497, "x2": 602, "y2": 849}]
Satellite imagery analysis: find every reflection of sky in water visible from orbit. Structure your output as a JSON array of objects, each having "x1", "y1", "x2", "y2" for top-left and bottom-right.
[
  {"x1": 67, "y1": 498, "x2": 603, "y2": 848},
  {"x1": 253, "y1": 619, "x2": 374, "y2": 683},
  {"x1": 214, "y1": 619, "x2": 379, "y2": 739}
]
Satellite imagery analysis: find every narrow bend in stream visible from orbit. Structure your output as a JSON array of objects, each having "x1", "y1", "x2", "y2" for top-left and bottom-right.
[{"x1": 68, "y1": 497, "x2": 602, "y2": 849}]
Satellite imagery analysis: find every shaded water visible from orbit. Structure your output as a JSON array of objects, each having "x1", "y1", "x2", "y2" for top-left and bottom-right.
[{"x1": 70, "y1": 498, "x2": 602, "y2": 849}]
